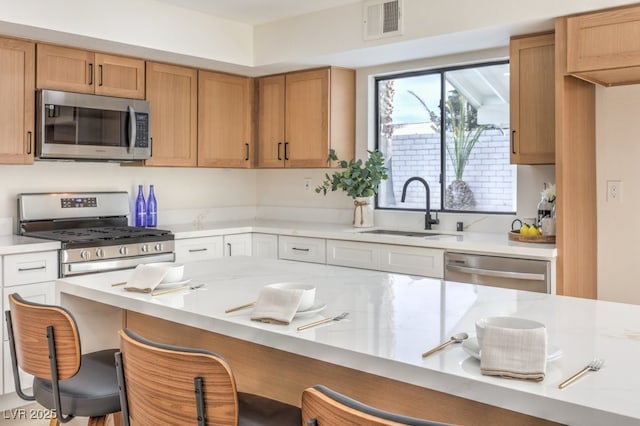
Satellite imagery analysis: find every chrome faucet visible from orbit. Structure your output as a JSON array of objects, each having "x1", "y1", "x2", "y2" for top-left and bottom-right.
[{"x1": 400, "y1": 177, "x2": 439, "y2": 230}]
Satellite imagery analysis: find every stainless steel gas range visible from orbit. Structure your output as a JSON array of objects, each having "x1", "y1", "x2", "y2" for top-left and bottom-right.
[{"x1": 18, "y1": 191, "x2": 175, "y2": 277}]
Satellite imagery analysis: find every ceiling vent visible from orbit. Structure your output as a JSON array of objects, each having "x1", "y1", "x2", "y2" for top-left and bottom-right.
[{"x1": 363, "y1": 0, "x2": 403, "y2": 40}]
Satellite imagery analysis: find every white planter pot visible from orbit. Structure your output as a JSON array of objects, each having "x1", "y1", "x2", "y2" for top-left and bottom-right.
[{"x1": 352, "y1": 197, "x2": 374, "y2": 228}]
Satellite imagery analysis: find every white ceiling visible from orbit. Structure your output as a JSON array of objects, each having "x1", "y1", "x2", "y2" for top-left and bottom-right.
[{"x1": 153, "y1": 0, "x2": 362, "y2": 25}]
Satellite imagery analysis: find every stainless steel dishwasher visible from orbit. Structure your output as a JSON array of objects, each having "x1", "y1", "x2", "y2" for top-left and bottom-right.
[{"x1": 444, "y1": 252, "x2": 550, "y2": 293}]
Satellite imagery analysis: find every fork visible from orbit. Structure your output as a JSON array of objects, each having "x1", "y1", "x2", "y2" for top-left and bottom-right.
[
  {"x1": 558, "y1": 358, "x2": 604, "y2": 389},
  {"x1": 297, "y1": 312, "x2": 349, "y2": 331}
]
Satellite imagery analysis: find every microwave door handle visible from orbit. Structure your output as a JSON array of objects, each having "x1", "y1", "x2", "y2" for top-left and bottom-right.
[{"x1": 127, "y1": 105, "x2": 136, "y2": 154}]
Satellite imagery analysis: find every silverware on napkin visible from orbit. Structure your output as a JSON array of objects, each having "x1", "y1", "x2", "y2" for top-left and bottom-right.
[
  {"x1": 150, "y1": 283, "x2": 204, "y2": 296},
  {"x1": 558, "y1": 358, "x2": 604, "y2": 389},
  {"x1": 297, "y1": 312, "x2": 348, "y2": 331}
]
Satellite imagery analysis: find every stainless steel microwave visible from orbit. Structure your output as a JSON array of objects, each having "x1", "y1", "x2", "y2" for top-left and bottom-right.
[{"x1": 36, "y1": 90, "x2": 151, "y2": 161}]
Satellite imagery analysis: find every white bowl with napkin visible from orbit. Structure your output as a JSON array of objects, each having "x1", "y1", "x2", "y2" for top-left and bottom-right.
[
  {"x1": 251, "y1": 282, "x2": 316, "y2": 325},
  {"x1": 476, "y1": 316, "x2": 548, "y2": 382},
  {"x1": 123, "y1": 262, "x2": 185, "y2": 293}
]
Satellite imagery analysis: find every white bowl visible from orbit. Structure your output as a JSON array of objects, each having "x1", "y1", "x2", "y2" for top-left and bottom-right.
[
  {"x1": 267, "y1": 282, "x2": 316, "y2": 311},
  {"x1": 475, "y1": 316, "x2": 545, "y2": 348},
  {"x1": 146, "y1": 262, "x2": 185, "y2": 283}
]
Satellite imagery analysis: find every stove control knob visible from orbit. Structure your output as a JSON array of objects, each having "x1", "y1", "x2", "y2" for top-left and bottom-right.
[
  {"x1": 141, "y1": 244, "x2": 149, "y2": 253},
  {"x1": 154, "y1": 243, "x2": 164, "y2": 252},
  {"x1": 119, "y1": 246, "x2": 129, "y2": 256},
  {"x1": 80, "y1": 250, "x2": 91, "y2": 260},
  {"x1": 95, "y1": 248, "x2": 105, "y2": 258}
]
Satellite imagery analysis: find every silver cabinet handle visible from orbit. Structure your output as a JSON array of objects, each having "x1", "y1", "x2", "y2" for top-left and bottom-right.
[
  {"x1": 292, "y1": 247, "x2": 310, "y2": 252},
  {"x1": 18, "y1": 266, "x2": 46, "y2": 272},
  {"x1": 446, "y1": 264, "x2": 545, "y2": 281},
  {"x1": 188, "y1": 248, "x2": 208, "y2": 253},
  {"x1": 227, "y1": 242, "x2": 232, "y2": 256}
]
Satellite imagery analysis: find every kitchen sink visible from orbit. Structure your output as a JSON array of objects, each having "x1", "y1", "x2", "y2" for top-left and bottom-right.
[{"x1": 359, "y1": 229, "x2": 447, "y2": 238}]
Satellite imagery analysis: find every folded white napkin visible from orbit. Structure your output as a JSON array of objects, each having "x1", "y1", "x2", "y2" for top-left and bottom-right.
[
  {"x1": 250, "y1": 286, "x2": 304, "y2": 325},
  {"x1": 480, "y1": 325, "x2": 548, "y2": 382},
  {"x1": 123, "y1": 264, "x2": 170, "y2": 293}
]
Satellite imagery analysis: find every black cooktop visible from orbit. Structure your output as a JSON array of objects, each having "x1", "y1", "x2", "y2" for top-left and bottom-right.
[{"x1": 24, "y1": 226, "x2": 174, "y2": 247}]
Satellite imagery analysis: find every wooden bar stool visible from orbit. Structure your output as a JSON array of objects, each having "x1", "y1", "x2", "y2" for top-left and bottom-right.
[
  {"x1": 115, "y1": 328, "x2": 301, "y2": 425},
  {"x1": 302, "y1": 385, "x2": 451, "y2": 426},
  {"x1": 5, "y1": 293, "x2": 122, "y2": 426}
]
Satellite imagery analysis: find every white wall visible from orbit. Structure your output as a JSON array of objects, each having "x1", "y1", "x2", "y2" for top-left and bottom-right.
[
  {"x1": 1, "y1": 162, "x2": 257, "y2": 230},
  {"x1": 596, "y1": 85, "x2": 640, "y2": 305}
]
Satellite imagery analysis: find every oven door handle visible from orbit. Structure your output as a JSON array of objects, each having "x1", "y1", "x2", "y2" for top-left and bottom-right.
[
  {"x1": 445, "y1": 264, "x2": 545, "y2": 281},
  {"x1": 63, "y1": 253, "x2": 175, "y2": 276},
  {"x1": 128, "y1": 105, "x2": 136, "y2": 154}
]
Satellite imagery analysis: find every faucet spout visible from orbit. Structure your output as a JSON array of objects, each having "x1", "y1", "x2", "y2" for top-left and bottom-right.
[{"x1": 400, "y1": 177, "x2": 439, "y2": 230}]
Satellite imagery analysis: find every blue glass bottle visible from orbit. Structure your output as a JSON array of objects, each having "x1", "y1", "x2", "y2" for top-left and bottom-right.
[
  {"x1": 146, "y1": 185, "x2": 157, "y2": 228},
  {"x1": 135, "y1": 185, "x2": 146, "y2": 227}
]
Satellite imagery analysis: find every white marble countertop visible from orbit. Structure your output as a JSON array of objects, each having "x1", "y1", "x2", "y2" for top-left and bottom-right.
[
  {"x1": 164, "y1": 219, "x2": 557, "y2": 259},
  {"x1": 57, "y1": 257, "x2": 637, "y2": 425},
  {"x1": 0, "y1": 235, "x2": 60, "y2": 255}
]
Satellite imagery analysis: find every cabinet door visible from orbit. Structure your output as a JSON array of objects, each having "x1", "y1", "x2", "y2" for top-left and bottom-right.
[
  {"x1": 257, "y1": 75, "x2": 286, "y2": 168},
  {"x1": 36, "y1": 43, "x2": 94, "y2": 93},
  {"x1": 326, "y1": 240, "x2": 381, "y2": 270},
  {"x1": 145, "y1": 62, "x2": 198, "y2": 166},
  {"x1": 379, "y1": 246, "x2": 444, "y2": 278},
  {"x1": 252, "y1": 234, "x2": 278, "y2": 259},
  {"x1": 3, "y1": 282, "x2": 56, "y2": 394},
  {"x1": 94, "y1": 53, "x2": 145, "y2": 99},
  {"x1": 224, "y1": 234, "x2": 252, "y2": 257},
  {"x1": 198, "y1": 71, "x2": 253, "y2": 168},
  {"x1": 285, "y1": 69, "x2": 329, "y2": 168},
  {"x1": 510, "y1": 33, "x2": 555, "y2": 164},
  {"x1": 0, "y1": 37, "x2": 35, "y2": 165},
  {"x1": 566, "y1": 4, "x2": 640, "y2": 86},
  {"x1": 175, "y1": 236, "x2": 224, "y2": 263},
  {"x1": 278, "y1": 236, "x2": 326, "y2": 264}
]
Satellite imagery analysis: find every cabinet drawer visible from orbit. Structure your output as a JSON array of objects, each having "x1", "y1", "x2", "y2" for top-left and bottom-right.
[
  {"x1": 380, "y1": 246, "x2": 444, "y2": 278},
  {"x1": 278, "y1": 236, "x2": 326, "y2": 264},
  {"x1": 3, "y1": 251, "x2": 58, "y2": 286},
  {"x1": 326, "y1": 240, "x2": 380, "y2": 270},
  {"x1": 175, "y1": 236, "x2": 224, "y2": 263}
]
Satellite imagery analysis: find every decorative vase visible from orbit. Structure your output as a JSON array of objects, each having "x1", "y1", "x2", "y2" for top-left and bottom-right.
[{"x1": 352, "y1": 197, "x2": 374, "y2": 228}]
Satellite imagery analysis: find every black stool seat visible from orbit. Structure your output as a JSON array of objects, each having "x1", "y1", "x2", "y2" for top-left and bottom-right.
[
  {"x1": 238, "y1": 392, "x2": 302, "y2": 426},
  {"x1": 33, "y1": 349, "x2": 121, "y2": 418}
]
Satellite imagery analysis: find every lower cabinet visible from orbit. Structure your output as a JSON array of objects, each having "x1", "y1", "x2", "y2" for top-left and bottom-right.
[
  {"x1": 278, "y1": 236, "x2": 326, "y2": 264},
  {"x1": 175, "y1": 233, "x2": 258, "y2": 263},
  {"x1": 252, "y1": 234, "x2": 278, "y2": 259},
  {"x1": 175, "y1": 236, "x2": 224, "y2": 263},
  {"x1": 2, "y1": 250, "x2": 58, "y2": 395},
  {"x1": 327, "y1": 240, "x2": 444, "y2": 278}
]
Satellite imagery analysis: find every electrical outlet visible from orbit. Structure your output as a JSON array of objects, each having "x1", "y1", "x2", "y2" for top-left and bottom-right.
[
  {"x1": 607, "y1": 180, "x2": 622, "y2": 203},
  {"x1": 304, "y1": 178, "x2": 312, "y2": 192}
]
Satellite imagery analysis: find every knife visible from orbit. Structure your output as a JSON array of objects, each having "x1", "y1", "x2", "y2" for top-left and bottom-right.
[{"x1": 297, "y1": 312, "x2": 348, "y2": 331}]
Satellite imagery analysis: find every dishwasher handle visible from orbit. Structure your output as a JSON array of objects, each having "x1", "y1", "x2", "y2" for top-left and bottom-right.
[{"x1": 445, "y1": 264, "x2": 545, "y2": 281}]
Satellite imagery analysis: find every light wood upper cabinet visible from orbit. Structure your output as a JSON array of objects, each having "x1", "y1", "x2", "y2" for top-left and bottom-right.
[
  {"x1": 257, "y1": 67, "x2": 355, "y2": 168},
  {"x1": 566, "y1": 4, "x2": 640, "y2": 86},
  {"x1": 37, "y1": 43, "x2": 145, "y2": 99},
  {"x1": 198, "y1": 70, "x2": 253, "y2": 168},
  {"x1": 0, "y1": 37, "x2": 35, "y2": 165},
  {"x1": 510, "y1": 33, "x2": 555, "y2": 165},
  {"x1": 145, "y1": 62, "x2": 198, "y2": 167}
]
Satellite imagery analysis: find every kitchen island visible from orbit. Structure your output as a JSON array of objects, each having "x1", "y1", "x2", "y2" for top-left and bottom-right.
[{"x1": 55, "y1": 257, "x2": 638, "y2": 426}]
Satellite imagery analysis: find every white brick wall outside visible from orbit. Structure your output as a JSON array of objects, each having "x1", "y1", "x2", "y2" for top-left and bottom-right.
[{"x1": 380, "y1": 129, "x2": 515, "y2": 212}]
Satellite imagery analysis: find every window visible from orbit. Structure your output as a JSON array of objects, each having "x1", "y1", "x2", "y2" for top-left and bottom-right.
[{"x1": 375, "y1": 61, "x2": 515, "y2": 213}]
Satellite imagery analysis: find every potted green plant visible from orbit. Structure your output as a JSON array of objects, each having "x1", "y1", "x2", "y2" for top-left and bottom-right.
[{"x1": 316, "y1": 149, "x2": 388, "y2": 227}]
